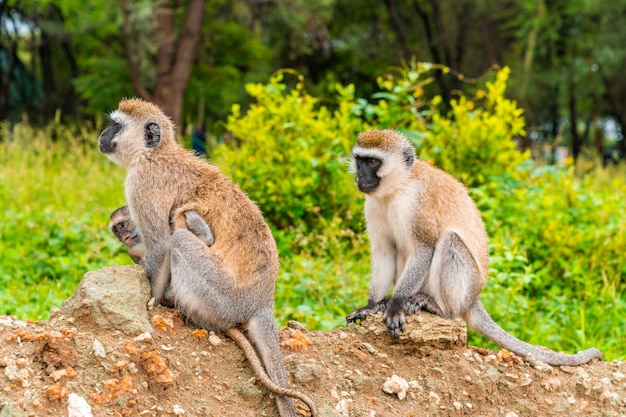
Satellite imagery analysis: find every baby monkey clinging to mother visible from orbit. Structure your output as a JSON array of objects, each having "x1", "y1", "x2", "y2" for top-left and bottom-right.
[{"x1": 346, "y1": 129, "x2": 602, "y2": 367}]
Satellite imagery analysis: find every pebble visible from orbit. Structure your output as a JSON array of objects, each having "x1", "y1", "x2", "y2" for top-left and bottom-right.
[
  {"x1": 382, "y1": 374, "x2": 409, "y2": 400},
  {"x1": 208, "y1": 333, "x2": 222, "y2": 346},
  {"x1": 133, "y1": 332, "x2": 153, "y2": 343},
  {"x1": 428, "y1": 391, "x2": 441, "y2": 405},
  {"x1": 67, "y1": 393, "x2": 93, "y2": 417},
  {"x1": 92, "y1": 339, "x2": 106, "y2": 358}
]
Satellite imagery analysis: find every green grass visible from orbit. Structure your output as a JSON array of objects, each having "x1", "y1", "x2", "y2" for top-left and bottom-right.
[
  {"x1": 0, "y1": 122, "x2": 132, "y2": 319},
  {"x1": 1, "y1": 122, "x2": 625, "y2": 361}
]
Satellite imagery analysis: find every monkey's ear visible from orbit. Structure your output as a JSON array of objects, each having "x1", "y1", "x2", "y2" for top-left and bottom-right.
[
  {"x1": 145, "y1": 122, "x2": 161, "y2": 148},
  {"x1": 402, "y1": 147, "x2": 414, "y2": 167}
]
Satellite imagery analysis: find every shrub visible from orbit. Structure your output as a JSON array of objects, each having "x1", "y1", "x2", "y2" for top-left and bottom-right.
[{"x1": 215, "y1": 71, "x2": 366, "y2": 235}]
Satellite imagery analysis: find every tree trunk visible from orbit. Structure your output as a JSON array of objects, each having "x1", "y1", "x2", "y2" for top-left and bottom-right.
[{"x1": 121, "y1": 0, "x2": 206, "y2": 130}]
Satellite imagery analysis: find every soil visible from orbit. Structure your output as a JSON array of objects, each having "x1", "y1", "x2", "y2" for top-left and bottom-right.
[{"x1": 1, "y1": 303, "x2": 625, "y2": 417}]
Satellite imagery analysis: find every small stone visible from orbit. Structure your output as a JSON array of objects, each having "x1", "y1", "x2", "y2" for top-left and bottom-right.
[
  {"x1": 525, "y1": 355, "x2": 553, "y2": 372},
  {"x1": 67, "y1": 393, "x2": 93, "y2": 417},
  {"x1": 133, "y1": 333, "x2": 153, "y2": 343},
  {"x1": 382, "y1": 375, "x2": 409, "y2": 400},
  {"x1": 172, "y1": 404, "x2": 185, "y2": 415},
  {"x1": 208, "y1": 333, "x2": 222, "y2": 346},
  {"x1": 92, "y1": 339, "x2": 106, "y2": 358},
  {"x1": 541, "y1": 377, "x2": 562, "y2": 392},
  {"x1": 239, "y1": 383, "x2": 262, "y2": 399},
  {"x1": 481, "y1": 365, "x2": 501, "y2": 383},
  {"x1": 453, "y1": 401, "x2": 462, "y2": 410},
  {"x1": 293, "y1": 364, "x2": 323, "y2": 385},
  {"x1": 428, "y1": 391, "x2": 441, "y2": 405},
  {"x1": 505, "y1": 412, "x2": 519, "y2": 417}
]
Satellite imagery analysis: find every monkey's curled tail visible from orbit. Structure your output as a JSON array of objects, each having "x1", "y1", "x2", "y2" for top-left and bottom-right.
[
  {"x1": 225, "y1": 328, "x2": 319, "y2": 417},
  {"x1": 464, "y1": 301, "x2": 602, "y2": 366}
]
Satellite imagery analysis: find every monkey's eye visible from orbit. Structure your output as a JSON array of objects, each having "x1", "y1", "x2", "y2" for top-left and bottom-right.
[
  {"x1": 368, "y1": 158, "x2": 381, "y2": 168},
  {"x1": 120, "y1": 221, "x2": 127, "y2": 229}
]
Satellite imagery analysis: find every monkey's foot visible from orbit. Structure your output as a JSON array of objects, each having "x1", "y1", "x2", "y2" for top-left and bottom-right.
[
  {"x1": 345, "y1": 297, "x2": 390, "y2": 324},
  {"x1": 383, "y1": 298, "x2": 406, "y2": 338},
  {"x1": 404, "y1": 293, "x2": 445, "y2": 316},
  {"x1": 161, "y1": 285, "x2": 176, "y2": 308}
]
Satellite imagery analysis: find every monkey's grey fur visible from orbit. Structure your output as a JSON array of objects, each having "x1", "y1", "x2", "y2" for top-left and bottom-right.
[
  {"x1": 346, "y1": 129, "x2": 602, "y2": 367},
  {"x1": 99, "y1": 98, "x2": 317, "y2": 417}
]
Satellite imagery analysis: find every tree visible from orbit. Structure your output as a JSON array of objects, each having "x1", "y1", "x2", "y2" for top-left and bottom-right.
[{"x1": 120, "y1": 0, "x2": 205, "y2": 128}]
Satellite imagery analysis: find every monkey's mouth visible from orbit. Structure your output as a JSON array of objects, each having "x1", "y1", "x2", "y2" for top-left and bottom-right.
[
  {"x1": 357, "y1": 181, "x2": 379, "y2": 194},
  {"x1": 122, "y1": 230, "x2": 140, "y2": 246}
]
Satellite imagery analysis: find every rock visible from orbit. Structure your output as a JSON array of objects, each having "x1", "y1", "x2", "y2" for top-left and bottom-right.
[
  {"x1": 67, "y1": 393, "x2": 92, "y2": 417},
  {"x1": 361, "y1": 312, "x2": 467, "y2": 352},
  {"x1": 60, "y1": 266, "x2": 153, "y2": 336},
  {"x1": 92, "y1": 339, "x2": 106, "y2": 358},
  {"x1": 0, "y1": 402, "x2": 28, "y2": 417},
  {"x1": 382, "y1": 374, "x2": 409, "y2": 400},
  {"x1": 238, "y1": 383, "x2": 263, "y2": 399},
  {"x1": 524, "y1": 354, "x2": 553, "y2": 373},
  {"x1": 293, "y1": 363, "x2": 323, "y2": 385}
]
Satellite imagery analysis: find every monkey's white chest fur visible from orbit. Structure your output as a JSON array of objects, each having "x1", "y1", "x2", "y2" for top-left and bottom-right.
[{"x1": 365, "y1": 186, "x2": 419, "y2": 255}]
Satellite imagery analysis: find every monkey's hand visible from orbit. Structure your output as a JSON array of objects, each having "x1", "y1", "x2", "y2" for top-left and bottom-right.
[
  {"x1": 383, "y1": 297, "x2": 406, "y2": 338},
  {"x1": 345, "y1": 297, "x2": 390, "y2": 324},
  {"x1": 184, "y1": 210, "x2": 215, "y2": 247}
]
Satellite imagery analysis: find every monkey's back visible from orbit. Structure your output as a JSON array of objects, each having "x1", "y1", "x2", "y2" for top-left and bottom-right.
[
  {"x1": 128, "y1": 147, "x2": 279, "y2": 293},
  {"x1": 410, "y1": 160, "x2": 489, "y2": 278}
]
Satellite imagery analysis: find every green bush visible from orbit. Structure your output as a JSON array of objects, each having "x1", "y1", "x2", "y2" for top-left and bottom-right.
[
  {"x1": 2, "y1": 65, "x2": 624, "y2": 361},
  {"x1": 0, "y1": 121, "x2": 132, "y2": 319},
  {"x1": 216, "y1": 70, "x2": 365, "y2": 236}
]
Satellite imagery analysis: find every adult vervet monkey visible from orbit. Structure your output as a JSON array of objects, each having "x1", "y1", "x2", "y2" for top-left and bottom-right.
[
  {"x1": 98, "y1": 98, "x2": 317, "y2": 417},
  {"x1": 346, "y1": 129, "x2": 602, "y2": 367}
]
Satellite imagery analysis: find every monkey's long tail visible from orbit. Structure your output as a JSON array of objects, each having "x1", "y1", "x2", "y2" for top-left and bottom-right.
[
  {"x1": 226, "y1": 328, "x2": 319, "y2": 417},
  {"x1": 465, "y1": 301, "x2": 603, "y2": 366}
]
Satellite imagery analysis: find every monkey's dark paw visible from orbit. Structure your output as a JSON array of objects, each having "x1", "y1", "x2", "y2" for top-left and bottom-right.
[
  {"x1": 346, "y1": 306, "x2": 373, "y2": 324},
  {"x1": 383, "y1": 300, "x2": 406, "y2": 338},
  {"x1": 404, "y1": 294, "x2": 427, "y2": 314},
  {"x1": 374, "y1": 296, "x2": 391, "y2": 313}
]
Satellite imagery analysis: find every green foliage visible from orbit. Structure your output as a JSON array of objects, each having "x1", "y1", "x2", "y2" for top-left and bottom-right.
[
  {"x1": 0, "y1": 121, "x2": 132, "y2": 319},
  {"x1": 473, "y1": 162, "x2": 626, "y2": 358},
  {"x1": 215, "y1": 71, "x2": 365, "y2": 234},
  {"x1": 359, "y1": 64, "x2": 530, "y2": 187},
  {"x1": 425, "y1": 68, "x2": 530, "y2": 187},
  {"x1": 2, "y1": 67, "x2": 625, "y2": 362}
]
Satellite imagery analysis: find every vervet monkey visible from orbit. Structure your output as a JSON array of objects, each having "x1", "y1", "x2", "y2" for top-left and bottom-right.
[
  {"x1": 346, "y1": 129, "x2": 602, "y2": 367},
  {"x1": 109, "y1": 206, "x2": 144, "y2": 264},
  {"x1": 108, "y1": 205, "x2": 215, "y2": 263},
  {"x1": 98, "y1": 98, "x2": 317, "y2": 417}
]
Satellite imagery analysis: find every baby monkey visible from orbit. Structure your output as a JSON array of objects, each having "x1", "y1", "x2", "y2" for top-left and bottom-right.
[{"x1": 109, "y1": 205, "x2": 214, "y2": 263}]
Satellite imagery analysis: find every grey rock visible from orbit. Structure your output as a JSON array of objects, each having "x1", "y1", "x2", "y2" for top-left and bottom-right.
[
  {"x1": 60, "y1": 265, "x2": 152, "y2": 336},
  {"x1": 0, "y1": 402, "x2": 28, "y2": 417},
  {"x1": 293, "y1": 363, "x2": 323, "y2": 385}
]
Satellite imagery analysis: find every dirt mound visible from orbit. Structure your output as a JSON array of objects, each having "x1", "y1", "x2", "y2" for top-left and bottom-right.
[{"x1": 1, "y1": 267, "x2": 623, "y2": 417}]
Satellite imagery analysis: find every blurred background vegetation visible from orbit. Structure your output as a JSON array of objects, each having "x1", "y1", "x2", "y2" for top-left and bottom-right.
[{"x1": 1, "y1": 0, "x2": 625, "y2": 360}]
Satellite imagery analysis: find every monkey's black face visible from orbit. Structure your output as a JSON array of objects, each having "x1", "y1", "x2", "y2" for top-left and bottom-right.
[
  {"x1": 111, "y1": 221, "x2": 140, "y2": 247},
  {"x1": 98, "y1": 122, "x2": 122, "y2": 154},
  {"x1": 355, "y1": 156, "x2": 382, "y2": 193}
]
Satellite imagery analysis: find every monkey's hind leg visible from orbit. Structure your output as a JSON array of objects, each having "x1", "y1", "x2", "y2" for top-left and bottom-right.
[
  {"x1": 422, "y1": 230, "x2": 481, "y2": 319},
  {"x1": 404, "y1": 293, "x2": 446, "y2": 316},
  {"x1": 345, "y1": 296, "x2": 391, "y2": 324}
]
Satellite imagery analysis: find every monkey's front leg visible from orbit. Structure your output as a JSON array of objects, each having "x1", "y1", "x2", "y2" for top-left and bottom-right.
[
  {"x1": 384, "y1": 250, "x2": 433, "y2": 338},
  {"x1": 346, "y1": 240, "x2": 396, "y2": 324}
]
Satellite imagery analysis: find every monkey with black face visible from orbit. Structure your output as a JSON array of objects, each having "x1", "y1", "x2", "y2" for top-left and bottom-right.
[
  {"x1": 99, "y1": 98, "x2": 317, "y2": 417},
  {"x1": 346, "y1": 129, "x2": 602, "y2": 367}
]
